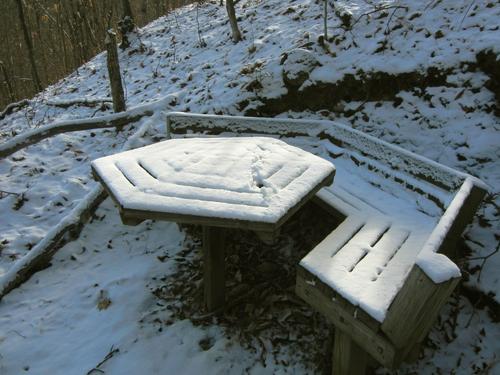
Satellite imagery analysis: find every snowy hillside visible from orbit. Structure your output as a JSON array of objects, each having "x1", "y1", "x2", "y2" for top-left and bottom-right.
[{"x1": 0, "y1": 0, "x2": 499, "y2": 373}]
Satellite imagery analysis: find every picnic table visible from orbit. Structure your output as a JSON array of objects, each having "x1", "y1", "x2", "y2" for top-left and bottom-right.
[{"x1": 91, "y1": 136, "x2": 335, "y2": 311}]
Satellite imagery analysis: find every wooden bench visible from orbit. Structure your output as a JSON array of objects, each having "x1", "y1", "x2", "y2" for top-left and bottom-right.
[{"x1": 165, "y1": 112, "x2": 488, "y2": 374}]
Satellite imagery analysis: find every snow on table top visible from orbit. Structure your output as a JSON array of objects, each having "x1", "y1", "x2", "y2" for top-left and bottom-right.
[{"x1": 91, "y1": 137, "x2": 335, "y2": 224}]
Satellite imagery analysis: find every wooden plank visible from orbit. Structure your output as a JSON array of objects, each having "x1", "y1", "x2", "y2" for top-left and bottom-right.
[
  {"x1": 381, "y1": 265, "x2": 460, "y2": 352},
  {"x1": 93, "y1": 165, "x2": 334, "y2": 233},
  {"x1": 404, "y1": 341, "x2": 422, "y2": 364},
  {"x1": 297, "y1": 259, "x2": 380, "y2": 331},
  {"x1": 436, "y1": 184, "x2": 486, "y2": 260},
  {"x1": 311, "y1": 195, "x2": 347, "y2": 221},
  {"x1": 119, "y1": 213, "x2": 144, "y2": 226},
  {"x1": 296, "y1": 269, "x2": 397, "y2": 368},
  {"x1": 203, "y1": 226, "x2": 226, "y2": 312},
  {"x1": 332, "y1": 329, "x2": 368, "y2": 375},
  {"x1": 166, "y1": 113, "x2": 465, "y2": 192}
]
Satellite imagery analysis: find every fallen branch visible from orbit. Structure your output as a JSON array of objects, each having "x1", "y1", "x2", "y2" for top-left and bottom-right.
[
  {"x1": 0, "y1": 185, "x2": 107, "y2": 299},
  {"x1": 0, "y1": 104, "x2": 163, "y2": 301},
  {"x1": 0, "y1": 99, "x2": 30, "y2": 121},
  {"x1": 45, "y1": 98, "x2": 112, "y2": 109},
  {"x1": 468, "y1": 241, "x2": 500, "y2": 282},
  {"x1": 0, "y1": 98, "x2": 168, "y2": 158}
]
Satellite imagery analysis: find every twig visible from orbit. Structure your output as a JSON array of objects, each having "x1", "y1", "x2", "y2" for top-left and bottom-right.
[
  {"x1": 465, "y1": 295, "x2": 482, "y2": 328},
  {"x1": 457, "y1": 0, "x2": 477, "y2": 30},
  {"x1": 96, "y1": 346, "x2": 120, "y2": 369},
  {"x1": 384, "y1": 5, "x2": 406, "y2": 35},
  {"x1": 349, "y1": 5, "x2": 408, "y2": 30},
  {"x1": 0, "y1": 190, "x2": 20, "y2": 198},
  {"x1": 86, "y1": 346, "x2": 119, "y2": 374},
  {"x1": 8, "y1": 329, "x2": 26, "y2": 338},
  {"x1": 424, "y1": 0, "x2": 441, "y2": 11},
  {"x1": 469, "y1": 241, "x2": 500, "y2": 282}
]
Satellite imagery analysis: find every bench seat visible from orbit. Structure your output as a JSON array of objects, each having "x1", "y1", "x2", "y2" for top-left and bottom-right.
[{"x1": 302, "y1": 185, "x2": 434, "y2": 323}]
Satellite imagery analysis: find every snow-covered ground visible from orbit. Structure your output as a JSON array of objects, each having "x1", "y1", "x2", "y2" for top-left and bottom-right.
[{"x1": 0, "y1": 0, "x2": 499, "y2": 373}]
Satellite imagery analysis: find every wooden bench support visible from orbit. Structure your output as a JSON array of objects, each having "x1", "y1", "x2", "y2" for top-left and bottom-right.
[
  {"x1": 120, "y1": 213, "x2": 144, "y2": 226},
  {"x1": 333, "y1": 329, "x2": 368, "y2": 375},
  {"x1": 381, "y1": 266, "x2": 460, "y2": 351},
  {"x1": 203, "y1": 226, "x2": 226, "y2": 312},
  {"x1": 296, "y1": 269, "x2": 397, "y2": 368}
]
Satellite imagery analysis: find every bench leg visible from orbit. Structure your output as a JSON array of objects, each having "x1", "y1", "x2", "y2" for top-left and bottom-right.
[
  {"x1": 332, "y1": 329, "x2": 367, "y2": 375},
  {"x1": 203, "y1": 226, "x2": 226, "y2": 312},
  {"x1": 404, "y1": 341, "x2": 422, "y2": 363}
]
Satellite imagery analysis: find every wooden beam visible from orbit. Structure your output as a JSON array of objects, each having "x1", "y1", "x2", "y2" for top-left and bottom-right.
[
  {"x1": 332, "y1": 329, "x2": 367, "y2": 375},
  {"x1": 203, "y1": 226, "x2": 226, "y2": 312},
  {"x1": 381, "y1": 266, "x2": 460, "y2": 352},
  {"x1": 296, "y1": 269, "x2": 397, "y2": 368},
  {"x1": 94, "y1": 168, "x2": 335, "y2": 233}
]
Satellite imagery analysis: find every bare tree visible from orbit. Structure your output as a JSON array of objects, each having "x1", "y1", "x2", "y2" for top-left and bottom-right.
[
  {"x1": 119, "y1": 0, "x2": 135, "y2": 49},
  {"x1": 323, "y1": 0, "x2": 328, "y2": 40},
  {"x1": 196, "y1": 2, "x2": 207, "y2": 47},
  {"x1": 15, "y1": 0, "x2": 42, "y2": 92},
  {"x1": 0, "y1": 61, "x2": 15, "y2": 102},
  {"x1": 225, "y1": 0, "x2": 242, "y2": 43},
  {"x1": 0, "y1": 0, "x2": 198, "y2": 108}
]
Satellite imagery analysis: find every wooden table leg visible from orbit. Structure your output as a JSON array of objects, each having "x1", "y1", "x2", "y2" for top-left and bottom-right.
[
  {"x1": 332, "y1": 329, "x2": 367, "y2": 375},
  {"x1": 203, "y1": 226, "x2": 226, "y2": 312}
]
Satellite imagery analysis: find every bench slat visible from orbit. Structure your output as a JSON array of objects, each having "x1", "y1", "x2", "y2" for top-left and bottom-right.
[{"x1": 351, "y1": 226, "x2": 410, "y2": 280}]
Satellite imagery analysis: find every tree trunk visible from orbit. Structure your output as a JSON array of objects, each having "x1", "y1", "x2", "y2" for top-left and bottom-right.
[
  {"x1": 105, "y1": 30, "x2": 126, "y2": 113},
  {"x1": 15, "y1": 0, "x2": 42, "y2": 92},
  {"x1": 324, "y1": 0, "x2": 328, "y2": 40},
  {"x1": 122, "y1": 0, "x2": 134, "y2": 19},
  {"x1": 225, "y1": 0, "x2": 242, "y2": 43},
  {"x1": 119, "y1": 0, "x2": 135, "y2": 49},
  {"x1": 0, "y1": 61, "x2": 15, "y2": 102}
]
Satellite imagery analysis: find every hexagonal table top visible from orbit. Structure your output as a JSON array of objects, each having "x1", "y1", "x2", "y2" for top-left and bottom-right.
[{"x1": 91, "y1": 137, "x2": 335, "y2": 231}]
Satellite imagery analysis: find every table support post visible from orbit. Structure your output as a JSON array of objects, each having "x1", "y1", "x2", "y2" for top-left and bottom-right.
[
  {"x1": 332, "y1": 329, "x2": 367, "y2": 375},
  {"x1": 203, "y1": 226, "x2": 226, "y2": 312}
]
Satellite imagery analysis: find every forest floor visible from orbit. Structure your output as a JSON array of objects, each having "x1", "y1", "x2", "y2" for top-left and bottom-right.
[{"x1": 0, "y1": 0, "x2": 499, "y2": 374}]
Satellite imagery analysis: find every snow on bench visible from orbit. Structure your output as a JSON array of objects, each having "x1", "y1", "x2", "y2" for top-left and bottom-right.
[{"x1": 164, "y1": 112, "x2": 488, "y2": 373}]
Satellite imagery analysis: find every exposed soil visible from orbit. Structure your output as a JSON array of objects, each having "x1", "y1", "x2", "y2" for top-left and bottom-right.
[
  {"x1": 240, "y1": 49, "x2": 500, "y2": 118},
  {"x1": 241, "y1": 67, "x2": 451, "y2": 117},
  {"x1": 476, "y1": 49, "x2": 500, "y2": 116}
]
